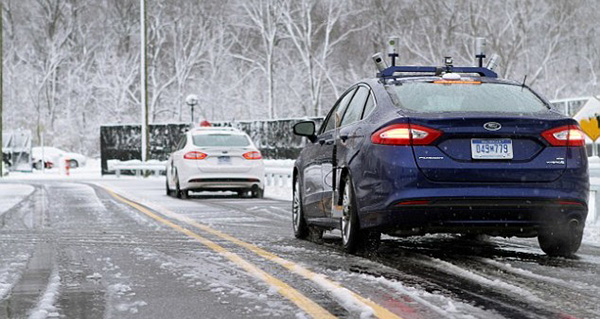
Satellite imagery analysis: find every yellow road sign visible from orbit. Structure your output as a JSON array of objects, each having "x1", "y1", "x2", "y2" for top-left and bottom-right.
[{"x1": 579, "y1": 117, "x2": 600, "y2": 141}]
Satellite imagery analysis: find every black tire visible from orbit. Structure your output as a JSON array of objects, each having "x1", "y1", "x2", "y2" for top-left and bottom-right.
[
  {"x1": 180, "y1": 188, "x2": 189, "y2": 199},
  {"x1": 341, "y1": 175, "x2": 380, "y2": 254},
  {"x1": 252, "y1": 187, "x2": 264, "y2": 199},
  {"x1": 175, "y1": 173, "x2": 183, "y2": 198},
  {"x1": 292, "y1": 179, "x2": 309, "y2": 239},
  {"x1": 166, "y1": 179, "x2": 172, "y2": 196},
  {"x1": 341, "y1": 176, "x2": 361, "y2": 253},
  {"x1": 538, "y1": 220, "x2": 583, "y2": 257},
  {"x1": 237, "y1": 190, "x2": 247, "y2": 198}
]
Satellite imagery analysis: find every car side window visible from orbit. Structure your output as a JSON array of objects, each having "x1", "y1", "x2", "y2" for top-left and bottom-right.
[
  {"x1": 361, "y1": 91, "x2": 375, "y2": 119},
  {"x1": 320, "y1": 88, "x2": 356, "y2": 134},
  {"x1": 340, "y1": 86, "x2": 369, "y2": 127}
]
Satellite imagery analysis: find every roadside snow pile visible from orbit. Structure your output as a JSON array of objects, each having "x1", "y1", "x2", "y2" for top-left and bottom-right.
[{"x1": 0, "y1": 184, "x2": 35, "y2": 214}]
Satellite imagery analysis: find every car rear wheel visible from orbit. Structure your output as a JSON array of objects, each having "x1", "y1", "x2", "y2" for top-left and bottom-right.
[
  {"x1": 292, "y1": 180, "x2": 309, "y2": 239},
  {"x1": 165, "y1": 179, "x2": 172, "y2": 196},
  {"x1": 538, "y1": 219, "x2": 583, "y2": 257},
  {"x1": 341, "y1": 176, "x2": 380, "y2": 254},
  {"x1": 251, "y1": 187, "x2": 264, "y2": 199},
  {"x1": 175, "y1": 173, "x2": 188, "y2": 199},
  {"x1": 341, "y1": 179, "x2": 360, "y2": 253}
]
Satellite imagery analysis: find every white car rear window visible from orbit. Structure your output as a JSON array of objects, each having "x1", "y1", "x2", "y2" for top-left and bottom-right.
[{"x1": 192, "y1": 134, "x2": 251, "y2": 147}]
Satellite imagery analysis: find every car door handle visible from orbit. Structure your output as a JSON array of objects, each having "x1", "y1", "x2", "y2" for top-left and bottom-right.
[{"x1": 321, "y1": 139, "x2": 334, "y2": 145}]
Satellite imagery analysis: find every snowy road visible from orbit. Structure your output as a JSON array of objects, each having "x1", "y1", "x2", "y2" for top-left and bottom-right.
[{"x1": 0, "y1": 179, "x2": 599, "y2": 318}]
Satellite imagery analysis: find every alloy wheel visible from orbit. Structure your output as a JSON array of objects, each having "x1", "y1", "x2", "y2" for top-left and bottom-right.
[{"x1": 341, "y1": 182, "x2": 352, "y2": 246}]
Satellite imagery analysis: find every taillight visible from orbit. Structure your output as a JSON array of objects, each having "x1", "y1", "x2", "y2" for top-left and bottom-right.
[
  {"x1": 243, "y1": 151, "x2": 262, "y2": 160},
  {"x1": 183, "y1": 151, "x2": 207, "y2": 160},
  {"x1": 541, "y1": 125, "x2": 585, "y2": 147},
  {"x1": 371, "y1": 124, "x2": 442, "y2": 145}
]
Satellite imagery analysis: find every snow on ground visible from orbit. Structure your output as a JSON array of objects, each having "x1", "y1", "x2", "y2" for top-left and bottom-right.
[
  {"x1": 0, "y1": 183, "x2": 35, "y2": 214},
  {"x1": 0, "y1": 253, "x2": 30, "y2": 300},
  {"x1": 4, "y1": 158, "x2": 600, "y2": 245},
  {"x1": 29, "y1": 268, "x2": 61, "y2": 319},
  {"x1": 3, "y1": 158, "x2": 294, "y2": 201},
  {"x1": 4, "y1": 158, "x2": 103, "y2": 180}
]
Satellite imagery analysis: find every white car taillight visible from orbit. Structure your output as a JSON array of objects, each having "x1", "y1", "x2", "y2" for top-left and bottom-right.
[
  {"x1": 183, "y1": 151, "x2": 207, "y2": 160},
  {"x1": 243, "y1": 151, "x2": 262, "y2": 160}
]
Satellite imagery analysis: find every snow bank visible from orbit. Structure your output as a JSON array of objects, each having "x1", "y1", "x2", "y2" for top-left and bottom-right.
[{"x1": 0, "y1": 183, "x2": 35, "y2": 214}]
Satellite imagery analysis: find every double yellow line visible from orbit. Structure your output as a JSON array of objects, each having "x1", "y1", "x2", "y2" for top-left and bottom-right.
[{"x1": 104, "y1": 187, "x2": 403, "y2": 319}]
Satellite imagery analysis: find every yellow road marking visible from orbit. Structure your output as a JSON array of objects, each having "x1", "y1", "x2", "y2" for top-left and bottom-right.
[
  {"x1": 103, "y1": 185, "x2": 404, "y2": 319},
  {"x1": 180, "y1": 216, "x2": 403, "y2": 319},
  {"x1": 107, "y1": 189, "x2": 336, "y2": 319}
]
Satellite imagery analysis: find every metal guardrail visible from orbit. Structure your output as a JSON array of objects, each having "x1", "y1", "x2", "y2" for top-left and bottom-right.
[
  {"x1": 264, "y1": 167, "x2": 292, "y2": 187},
  {"x1": 108, "y1": 160, "x2": 166, "y2": 177}
]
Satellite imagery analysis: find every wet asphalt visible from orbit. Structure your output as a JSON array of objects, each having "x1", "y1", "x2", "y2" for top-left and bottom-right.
[{"x1": 0, "y1": 179, "x2": 599, "y2": 319}]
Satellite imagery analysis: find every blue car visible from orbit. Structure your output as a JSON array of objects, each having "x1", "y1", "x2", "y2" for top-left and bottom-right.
[{"x1": 292, "y1": 59, "x2": 588, "y2": 257}]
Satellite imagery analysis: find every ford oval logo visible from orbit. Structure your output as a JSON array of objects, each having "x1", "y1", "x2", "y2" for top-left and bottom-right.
[{"x1": 483, "y1": 122, "x2": 502, "y2": 131}]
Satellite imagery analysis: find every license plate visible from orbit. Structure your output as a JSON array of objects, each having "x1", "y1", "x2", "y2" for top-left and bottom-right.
[
  {"x1": 471, "y1": 139, "x2": 513, "y2": 159},
  {"x1": 218, "y1": 156, "x2": 231, "y2": 164}
]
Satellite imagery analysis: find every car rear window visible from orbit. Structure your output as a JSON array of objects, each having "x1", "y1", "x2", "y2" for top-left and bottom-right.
[
  {"x1": 192, "y1": 134, "x2": 251, "y2": 147},
  {"x1": 391, "y1": 82, "x2": 548, "y2": 113}
]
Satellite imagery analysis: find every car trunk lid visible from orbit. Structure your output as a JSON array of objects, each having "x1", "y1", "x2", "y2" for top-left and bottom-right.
[{"x1": 408, "y1": 112, "x2": 572, "y2": 183}]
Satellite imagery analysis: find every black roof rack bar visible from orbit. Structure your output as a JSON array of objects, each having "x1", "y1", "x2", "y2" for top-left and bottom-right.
[{"x1": 378, "y1": 66, "x2": 498, "y2": 78}]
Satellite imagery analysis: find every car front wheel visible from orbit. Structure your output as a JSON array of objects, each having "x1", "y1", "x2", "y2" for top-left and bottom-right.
[{"x1": 538, "y1": 219, "x2": 583, "y2": 257}]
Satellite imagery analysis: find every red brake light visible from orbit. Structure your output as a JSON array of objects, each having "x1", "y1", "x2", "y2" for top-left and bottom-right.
[
  {"x1": 183, "y1": 151, "x2": 207, "y2": 160},
  {"x1": 541, "y1": 125, "x2": 585, "y2": 147},
  {"x1": 371, "y1": 124, "x2": 442, "y2": 145},
  {"x1": 243, "y1": 151, "x2": 262, "y2": 160}
]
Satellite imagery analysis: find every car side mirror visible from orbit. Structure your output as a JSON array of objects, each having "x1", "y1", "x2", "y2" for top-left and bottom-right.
[{"x1": 293, "y1": 121, "x2": 317, "y2": 143}]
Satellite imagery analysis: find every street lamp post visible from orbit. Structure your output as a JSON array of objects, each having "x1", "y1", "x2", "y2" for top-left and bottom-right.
[
  {"x1": 140, "y1": 0, "x2": 149, "y2": 162},
  {"x1": 186, "y1": 94, "x2": 198, "y2": 124}
]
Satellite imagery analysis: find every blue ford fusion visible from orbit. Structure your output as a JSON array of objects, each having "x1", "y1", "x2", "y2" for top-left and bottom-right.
[{"x1": 292, "y1": 54, "x2": 588, "y2": 257}]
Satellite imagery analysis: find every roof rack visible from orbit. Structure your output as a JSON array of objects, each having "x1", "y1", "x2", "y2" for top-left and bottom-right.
[
  {"x1": 372, "y1": 36, "x2": 500, "y2": 79},
  {"x1": 377, "y1": 65, "x2": 498, "y2": 78}
]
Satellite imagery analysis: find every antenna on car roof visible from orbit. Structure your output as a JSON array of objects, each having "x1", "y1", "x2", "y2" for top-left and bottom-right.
[
  {"x1": 373, "y1": 35, "x2": 499, "y2": 79},
  {"x1": 387, "y1": 36, "x2": 400, "y2": 66},
  {"x1": 475, "y1": 37, "x2": 486, "y2": 67},
  {"x1": 486, "y1": 53, "x2": 500, "y2": 71},
  {"x1": 521, "y1": 75, "x2": 528, "y2": 91},
  {"x1": 372, "y1": 52, "x2": 389, "y2": 72}
]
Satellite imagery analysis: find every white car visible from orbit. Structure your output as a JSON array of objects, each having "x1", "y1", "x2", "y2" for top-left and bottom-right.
[
  {"x1": 166, "y1": 127, "x2": 265, "y2": 198},
  {"x1": 31, "y1": 146, "x2": 87, "y2": 169}
]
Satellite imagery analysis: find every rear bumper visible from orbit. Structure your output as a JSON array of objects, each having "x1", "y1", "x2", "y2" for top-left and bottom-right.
[
  {"x1": 178, "y1": 160, "x2": 264, "y2": 191},
  {"x1": 361, "y1": 197, "x2": 588, "y2": 237},
  {"x1": 353, "y1": 144, "x2": 589, "y2": 236},
  {"x1": 186, "y1": 177, "x2": 263, "y2": 191}
]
